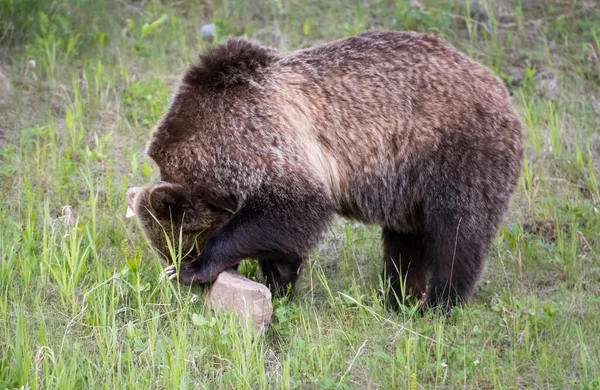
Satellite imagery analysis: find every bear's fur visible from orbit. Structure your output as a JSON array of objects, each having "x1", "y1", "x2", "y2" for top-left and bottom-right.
[
  {"x1": 144, "y1": 30, "x2": 524, "y2": 309},
  {"x1": 127, "y1": 183, "x2": 229, "y2": 266}
]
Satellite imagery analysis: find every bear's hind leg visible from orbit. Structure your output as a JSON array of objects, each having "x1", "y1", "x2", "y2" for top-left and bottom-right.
[
  {"x1": 422, "y1": 209, "x2": 495, "y2": 311},
  {"x1": 382, "y1": 229, "x2": 429, "y2": 310}
]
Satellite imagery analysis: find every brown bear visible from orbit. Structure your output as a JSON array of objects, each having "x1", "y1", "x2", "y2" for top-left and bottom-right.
[
  {"x1": 143, "y1": 30, "x2": 524, "y2": 310},
  {"x1": 126, "y1": 183, "x2": 230, "y2": 267}
]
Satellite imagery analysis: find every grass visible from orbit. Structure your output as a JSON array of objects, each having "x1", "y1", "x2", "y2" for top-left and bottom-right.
[{"x1": 1, "y1": 0, "x2": 600, "y2": 388}]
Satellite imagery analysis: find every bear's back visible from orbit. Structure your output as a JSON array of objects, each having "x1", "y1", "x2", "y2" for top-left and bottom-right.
[{"x1": 268, "y1": 31, "x2": 523, "y2": 223}]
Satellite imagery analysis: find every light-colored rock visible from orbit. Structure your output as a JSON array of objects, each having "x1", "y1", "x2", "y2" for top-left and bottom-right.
[
  {"x1": 0, "y1": 67, "x2": 11, "y2": 105},
  {"x1": 200, "y1": 24, "x2": 215, "y2": 42},
  {"x1": 207, "y1": 269, "x2": 272, "y2": 334}
]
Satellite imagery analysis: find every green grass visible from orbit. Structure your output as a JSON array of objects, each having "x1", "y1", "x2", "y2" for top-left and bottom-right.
[{"x1": 1, "y1": 0, "x2": 600, "y2": 388}]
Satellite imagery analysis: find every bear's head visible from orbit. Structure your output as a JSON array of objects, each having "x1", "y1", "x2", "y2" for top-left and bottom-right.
[{"x1": 126, "y1": 183, "x2": 230, "y2": 265}]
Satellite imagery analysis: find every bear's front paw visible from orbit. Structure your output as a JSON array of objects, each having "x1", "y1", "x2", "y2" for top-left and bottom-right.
[
  {"x1": 165, "y1": 261, "x2": 220, "y2": 285},
  {"x1": 164, "y1": 265, "x2": 177, "y2": 280}
]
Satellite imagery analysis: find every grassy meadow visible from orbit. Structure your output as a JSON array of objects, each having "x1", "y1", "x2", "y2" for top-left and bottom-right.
[{"x1": 1, "y1": 0, "x2": 599, "y2": 388}]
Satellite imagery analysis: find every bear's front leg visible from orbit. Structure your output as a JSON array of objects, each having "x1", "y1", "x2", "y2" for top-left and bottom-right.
[
  {"x1": 166, "y1": 187, "x2": 333, "y2": 288},
  {"x1": 164, "y1": 243, "x2": 228, "y2": 285}
]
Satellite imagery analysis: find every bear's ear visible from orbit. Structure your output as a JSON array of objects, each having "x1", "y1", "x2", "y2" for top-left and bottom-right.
[
  {"x1": 148, "y1": 184, "x2": 190, "y2": 220},
  {"x1": 126, "y1": 187, "x2": 143, "y2": 218}
]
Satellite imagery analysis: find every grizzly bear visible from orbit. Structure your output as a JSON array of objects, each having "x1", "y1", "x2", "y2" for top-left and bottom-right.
[{"x1": 143, "y1": 30, "x2": 524, "y2": 310}]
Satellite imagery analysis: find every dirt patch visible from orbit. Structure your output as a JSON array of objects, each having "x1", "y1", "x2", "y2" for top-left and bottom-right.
[
  {"x1": 0, "y1": 67, "x2": 11, "y2": 105},
  {"x1": 0, "y1": 123, "x2": 5, "y2": 149},
  {"x1": 0, "y1": 66, "x2": 11, "y2": 149},
  {"x1": 522, "y1": 219, "x2": 569, "y2": 244}
]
